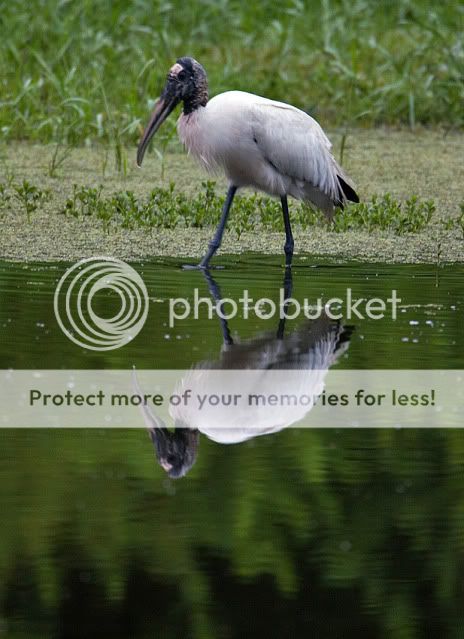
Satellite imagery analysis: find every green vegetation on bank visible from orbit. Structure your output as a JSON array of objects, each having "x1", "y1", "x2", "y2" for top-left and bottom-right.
[
  {"x1": 1, "y1": 178, "x2": 456, "y2": 237},
  {"x1": 0, "y1": 128, "x2": 463, "y2": 263},
  {"x1": 0, "y1": 0, "x2": 463, "y2": 148}
]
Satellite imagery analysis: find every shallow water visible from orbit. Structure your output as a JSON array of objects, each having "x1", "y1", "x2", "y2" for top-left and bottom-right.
[
  {"x1": 0, "y1": 256, "x2": 463, "y2": 638},
  {"x1": 0, "y1": 256, "x2": 463, "y2": 369}
]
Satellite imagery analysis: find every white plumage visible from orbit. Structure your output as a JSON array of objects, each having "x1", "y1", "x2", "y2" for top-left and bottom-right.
[
  {"x1": 137, "y1": 57, "x2": 359, "y2": 267},
  {"x1": 178, "y1": 90, "x2": 349, "y2": 217}
]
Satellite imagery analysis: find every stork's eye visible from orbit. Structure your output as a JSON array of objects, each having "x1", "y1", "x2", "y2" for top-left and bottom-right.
[{"x1": 178, "y1": 70, "x2": 187, "y2": 81}]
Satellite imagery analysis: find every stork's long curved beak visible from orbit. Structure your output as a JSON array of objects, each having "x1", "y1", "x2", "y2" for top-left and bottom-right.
[{"x1": 136, "y1": 90, "x2": 180, "y2": 167}]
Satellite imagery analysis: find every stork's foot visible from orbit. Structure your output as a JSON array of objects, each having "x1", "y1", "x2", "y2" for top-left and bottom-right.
[
  {"x1": 284, "y1": 239, "x2": 294, "y2": 268},
  {"x1": 284, "y1": 249, "x2": 294, "y2": 269}
]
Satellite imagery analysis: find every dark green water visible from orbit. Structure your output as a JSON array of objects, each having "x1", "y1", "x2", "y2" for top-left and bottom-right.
[
  {"x1": 0, "y1": 257, "x2": 463, "y2": 638},
  {"x1": 1, "y1": 256, "x2": 463, "y2": 369}
]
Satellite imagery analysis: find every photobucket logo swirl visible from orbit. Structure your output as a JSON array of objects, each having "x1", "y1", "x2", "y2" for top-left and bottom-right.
[{"x1": 54, "y1": 257, "x2": 149, "y2": 351}]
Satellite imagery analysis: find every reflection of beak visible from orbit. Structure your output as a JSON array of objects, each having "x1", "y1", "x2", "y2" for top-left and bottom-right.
[
  {"x1": 136, "y1": 89, "x2": 179, "y2": 167},
  {"x1": 132, "y1": 367, "x2": 167, "y2": 430}
]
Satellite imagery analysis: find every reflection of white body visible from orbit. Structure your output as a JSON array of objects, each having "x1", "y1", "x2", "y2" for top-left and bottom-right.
[
  {"x1": 170, "y1": 316, "x2": 351, "y2": 443},
  {"x1": 134, "y1": 307, "x2": 352, "y2": 477}
]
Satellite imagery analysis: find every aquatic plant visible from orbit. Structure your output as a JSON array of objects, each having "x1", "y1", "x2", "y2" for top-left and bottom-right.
[
  {"x1": 332, "y1": 194, "x2": 435, "y2": 234},
  {"x1": 456, "y1": 203, "x2": 464, "y2": 240},
  {"x1": 11, "y1": 180, "x2": 51, "y2": 222},
  {"x1": 0, "y1": 183, "x2": 11, "y2": 216},
  {"x1": 60, "y1": 181, "x2": 438, "y2": 236}
]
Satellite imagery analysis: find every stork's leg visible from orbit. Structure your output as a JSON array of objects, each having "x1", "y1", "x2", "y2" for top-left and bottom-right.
[
  {"x1": 198, "y1": 185, "x2": 237, "y2": 269},
  {"x1": 276, "y1": 266, "x2": 293, "y2": 340},
  {"x1": 281, "y1": 195, "x2": 294, "y2": 268},
  {"x1": 202, "y1": 269, "x2": 234, "y2": 346}
]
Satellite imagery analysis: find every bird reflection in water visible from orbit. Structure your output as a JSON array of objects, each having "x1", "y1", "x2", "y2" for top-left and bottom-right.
[{"x1": 134, "y1": 269, "x2": 353, "y2": 478}]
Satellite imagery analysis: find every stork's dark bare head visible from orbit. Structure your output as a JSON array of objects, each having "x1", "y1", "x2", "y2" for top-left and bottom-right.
[
  {"x1": 149, "y1": 426, "x2": 199, "y2": 479},
  {"x1": 173, "y1": 57, "x2": 208, "y2": 114},
  {"x1": 137, "y1": 56, "x2": 208, "y2": 166}
]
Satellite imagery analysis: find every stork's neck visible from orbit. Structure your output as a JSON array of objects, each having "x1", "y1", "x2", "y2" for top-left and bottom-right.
[{"x1": 183, "y1": 82, "x2": 208, "y2": 115}]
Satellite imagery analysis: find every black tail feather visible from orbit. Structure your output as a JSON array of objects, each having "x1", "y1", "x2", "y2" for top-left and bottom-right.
[
  {"x1": 337, "y1": 175, "x2": 359, "y2": 203},
  {"x1": 335, "y1": 324, "x2": 355, "y2": 352}
]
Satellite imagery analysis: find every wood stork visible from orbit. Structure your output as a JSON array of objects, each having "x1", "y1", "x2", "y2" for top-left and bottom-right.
[
  {"x1": 133, "y1": 269, "x2": 353, "y2": 478},
  {"x1": 137, "y1": 57, "x2": 359, "y2": 268}
]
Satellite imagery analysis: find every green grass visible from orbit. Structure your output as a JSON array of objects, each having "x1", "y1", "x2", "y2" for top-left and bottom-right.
[
  {"x1": 0, "y1": 1, "x2": 463, "y2": 148},
  {"x1": 11, "y1": 180, "x2": 51, "y2": 223},
  {"x1": 0, "y1": 176, "x2": 455, "y2": 237},
  {"x1": 55, "y1": 182, "x2": 460, "y2": 237},
  {"x1": 450, "y1": 203, "x2": 464, "y2": 240},
  {"x1": 0, "y1": 179, "x2": 52, "y2": 222},
  {"x1": 61, "y1": 181, "x2": 442, "y2": 237}
]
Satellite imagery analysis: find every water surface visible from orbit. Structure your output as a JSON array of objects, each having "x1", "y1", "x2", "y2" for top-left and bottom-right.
[
  {"x1": 1, "y1": 256, "x2": 462, "y2": 369},
  {"x1": 0, "y1": 257, "x2": 463, "y2": 638}
]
